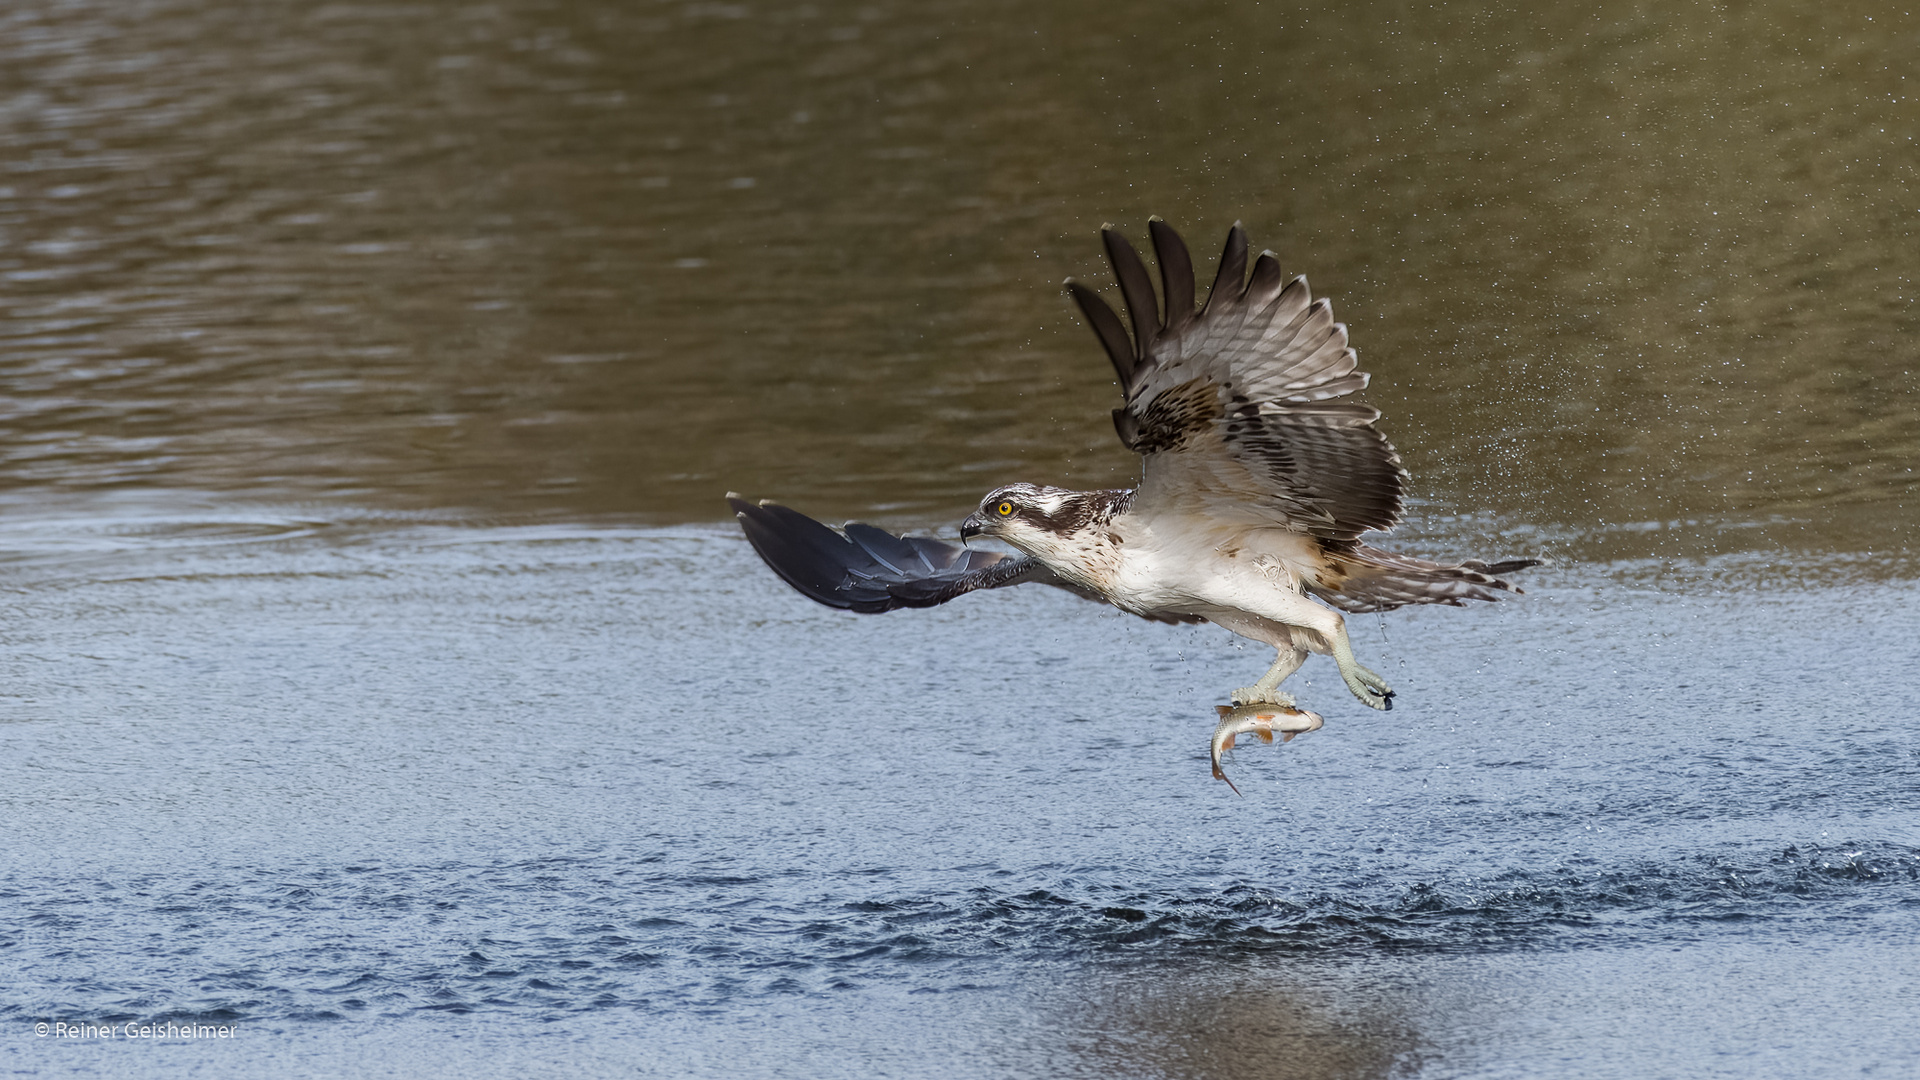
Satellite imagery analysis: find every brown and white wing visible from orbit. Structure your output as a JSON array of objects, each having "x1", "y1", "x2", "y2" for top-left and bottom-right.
[{"x1": 1067, "y1": 220, "x2": 1405, "y2": 540}]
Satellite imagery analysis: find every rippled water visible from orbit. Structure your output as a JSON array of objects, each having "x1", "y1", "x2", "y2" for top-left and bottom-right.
[
  {"x1": 6, "y1": 509, "x2": 1919, "y2": 1076},
  {"x1": 3, "y1": 0, "x2": 1917, "y2": 1076}
]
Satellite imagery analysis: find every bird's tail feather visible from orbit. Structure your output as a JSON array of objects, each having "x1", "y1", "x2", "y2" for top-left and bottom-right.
[{"x1": 1307, "y1": 542, "x2": 1539, "y2": 613}]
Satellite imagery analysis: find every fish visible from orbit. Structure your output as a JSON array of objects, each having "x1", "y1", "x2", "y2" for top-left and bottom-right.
[{"x1": 1209, "y1": 702, "x2": 1324, "y2": 795}]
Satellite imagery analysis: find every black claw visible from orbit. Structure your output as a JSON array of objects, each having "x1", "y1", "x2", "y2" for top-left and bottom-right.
[{"x1": 1381, "y1": 692, "x2": 1394, "y2": 712}]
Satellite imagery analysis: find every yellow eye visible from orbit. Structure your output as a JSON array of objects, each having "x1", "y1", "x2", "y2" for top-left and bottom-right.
[{"x1": 996, "y1": 501, "x2": 1014, "y2": 517}]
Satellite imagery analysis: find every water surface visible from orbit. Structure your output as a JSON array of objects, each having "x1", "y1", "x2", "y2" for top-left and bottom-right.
[
  {"x1": 4, "y1": 512, "x2": 1918, "y2": 1077},
  {"x1": 1, "y1": 0, "x2": 1914, "y2": 559}
]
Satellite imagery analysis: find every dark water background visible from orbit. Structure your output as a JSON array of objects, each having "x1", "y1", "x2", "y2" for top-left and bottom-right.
[{"x1": 3, "y1": 1, "x2": 1917, "y2": 1077}]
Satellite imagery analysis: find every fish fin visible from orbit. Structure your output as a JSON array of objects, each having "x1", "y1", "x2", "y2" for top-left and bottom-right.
[
  {"x1": 1256, "y1": 729, "x2": 1275, "y2": 744},
  {"x1": 1215, "y1": 705, "x2": 1233, "y2": 718},
  {"x1": 1281, "y1": 731, "x2": 1298, "y2": 743},
  {"x1": 1212, "y1": 767, "x2": 1242, "y2": 796}
]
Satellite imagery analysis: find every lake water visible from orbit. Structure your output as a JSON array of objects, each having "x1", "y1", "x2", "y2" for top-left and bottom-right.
[{"x1": 3, "y1": 1, "x2": 1916, "y2": 1077}]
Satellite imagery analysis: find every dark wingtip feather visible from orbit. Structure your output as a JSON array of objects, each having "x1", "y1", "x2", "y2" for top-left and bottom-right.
[
  {"x1": 1101, "y1": 227, "x2": 1161, "y2": 348},
  {"x1": 729, "y1": 497, "x2": 1046, "y2": 615},
  {"x1": 1485, "y1": 558, "x2": 1543, "y2": 575},
  {"x1": 842, "y1": 521, "x2": 926, "y2": 575},
  {"x1": 1066, "y1": 280, "x2": 1137, "y2": 386},
  {"x1": 1147, "y1": 217, "x2": 1196, "y2": 333},
  {"x1": 1203, "y1": 223, "x2": 1249, "y2": 314},
  {"x1": 1246, "y1": 250, "x2": 1284, "y2": 305},
  {"x1": 731, "y1": 501, "x2": 860, "y2": 610}
]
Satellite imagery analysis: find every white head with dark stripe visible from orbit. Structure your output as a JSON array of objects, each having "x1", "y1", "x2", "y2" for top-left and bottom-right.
[{"x1": 960, "y1": 483, "x2": 1132, "y2": 576}]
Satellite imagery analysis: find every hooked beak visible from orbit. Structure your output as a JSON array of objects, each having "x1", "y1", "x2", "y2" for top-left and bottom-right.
[{"x1": 959, "y1": 515, "x2": 985, "y2": 542}]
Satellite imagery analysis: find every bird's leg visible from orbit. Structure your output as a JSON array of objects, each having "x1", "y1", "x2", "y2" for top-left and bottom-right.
[
  {"x1": 1275, "y1": 603, "x2": 1393, "y2": 711},
  {"x1": 1326, "y1": 621, "x2": 1393, "y2": 711},
  {"x1": 1233, "y1": 645, "x2": 1306, "y2": 707},
  {"x1": 1215, "y1": 581, "x2": 1393, "y2": 711}
]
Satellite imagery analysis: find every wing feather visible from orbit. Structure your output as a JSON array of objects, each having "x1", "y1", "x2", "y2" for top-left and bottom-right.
[
  {"x1": 1148, "y1": 217, "x2": 1196, "y2": 334},
  {"x1": 1308, "y1": 544, "x2": 1540, "y2": 613},
  {"x1": 1070, "y1": 221, "x2": 1406, "y2": 540},
  {"x1": 1066, "y1": 282, "x2": 1136, "y2": 385},
  {"x1": 1202, "y1": 223, "x2": 1248, "y2": 319},
  {"x1": 731, "y1": 497, "x2": 1056, "y2": 614},
  {"x1": 1244, "y1": 251, "x2": 1286, "y2": 311},
  {"x1": 1102, "y1": 227, "x2": 1161, "y2": 346}
]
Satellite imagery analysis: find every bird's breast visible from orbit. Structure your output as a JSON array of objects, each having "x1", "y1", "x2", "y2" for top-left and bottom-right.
[{"x1": 1103, "y1": 517, "x2": 1325, "y2": 615}]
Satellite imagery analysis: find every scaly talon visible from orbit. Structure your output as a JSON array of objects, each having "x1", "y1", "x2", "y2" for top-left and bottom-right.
[
  {"x1": 1340, "y1": 666, "x2": 1393, "y2": 710},
  {"x1": 1231, "y1": 686, "x2": 1297, "y2": 708},
  {"x1": 1328, "y1": 636, "x2": 1394, "y2": 711},
  {"x1": 1335, "y1": 657, "x2": 1393, "y2": 710}
]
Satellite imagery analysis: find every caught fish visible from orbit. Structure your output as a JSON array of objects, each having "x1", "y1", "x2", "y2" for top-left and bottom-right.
[{"x1": 1210, "y1": 702, "x2": 1324, "y2": 795}]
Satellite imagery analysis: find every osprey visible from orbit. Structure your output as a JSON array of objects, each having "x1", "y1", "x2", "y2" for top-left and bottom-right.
[{"x1": 730, "y1": 219, "x2": 1535, "y2": 711}]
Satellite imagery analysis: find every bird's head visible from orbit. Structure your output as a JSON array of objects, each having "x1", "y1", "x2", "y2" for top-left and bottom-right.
[{"x1": 961, "y1": 483, "x2": 1081, "y2": 551}]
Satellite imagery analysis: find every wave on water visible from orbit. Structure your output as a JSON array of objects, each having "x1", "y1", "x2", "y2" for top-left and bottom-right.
[{"x1": 7, "y1": 842, "x2": 1917, "y2": 1024}]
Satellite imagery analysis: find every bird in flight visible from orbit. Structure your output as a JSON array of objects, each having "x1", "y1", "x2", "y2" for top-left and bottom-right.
[{"x1": 730, "y1": 219, "x2": 1534, "y2": 712}]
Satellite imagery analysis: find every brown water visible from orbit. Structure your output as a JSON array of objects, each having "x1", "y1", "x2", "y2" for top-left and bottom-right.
[{"x1": 2, "y1": 0, "x2": 1913, "y2": 564}]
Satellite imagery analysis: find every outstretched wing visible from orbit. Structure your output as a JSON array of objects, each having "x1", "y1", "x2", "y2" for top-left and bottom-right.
[
  {"x1": 729, "y1": 496, "x2": 1051, "y2": 614},
  {"x1": 1067, "y1": 220, "x2": 1405, "y2": 541}
]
